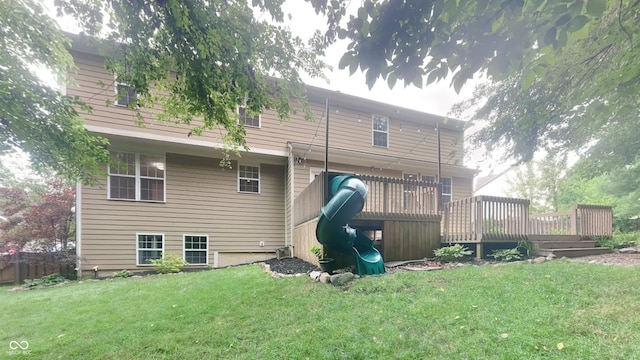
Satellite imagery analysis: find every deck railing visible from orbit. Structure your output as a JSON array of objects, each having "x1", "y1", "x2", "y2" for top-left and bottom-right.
[
  {"x1": 443, "y1": 196, "x2": 530, "y2": 242},
  {"x1": 530, "y1": 204, "x2": 613, "y2": 237},
  {"x1": 358, "y1": 174, "x2": 439, "y2": 219},
  {"x1": 293, "y1": 173, "x2": 440, "y2": 225}
]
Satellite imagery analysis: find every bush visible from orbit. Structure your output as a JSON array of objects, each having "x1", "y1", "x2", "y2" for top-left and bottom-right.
[
  {"x1": 490, "y1": 248, "x2": 522, "y2": 262},
  {"x1": 22, "y1": 273, "x2": 68, "y2": 288},
  {"x1": 596, "y1": 232, "x2": 639, "y2": 249},
  {"x1": 434, "y1": 244, "x2": 473, "y2": 262},
  {"x1": 113, "y1": 269, "x2": 133, "y2": 278},
  {"x1": 517, "y1": 240, "x2": 535, "y2": 258},
  {"x1": 149, "y1": 253, "x2": 188, "y2": 274}
]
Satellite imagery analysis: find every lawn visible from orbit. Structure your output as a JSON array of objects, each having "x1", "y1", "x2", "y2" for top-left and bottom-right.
[{"x1": 1, "y1": 260, "x2": 640, "y2": 359}]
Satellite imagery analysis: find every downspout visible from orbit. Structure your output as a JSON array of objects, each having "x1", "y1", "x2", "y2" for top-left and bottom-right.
[
  {"x1": 75, "y1": 182, "x2": 82, "y2": 278},
  {"x1": 287, "y1": 143, "x2": 295, "y2": 251}
]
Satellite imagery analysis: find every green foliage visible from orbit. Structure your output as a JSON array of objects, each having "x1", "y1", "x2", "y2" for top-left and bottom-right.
[
  {"x1": 149, "y1": 253, "x2": 188, "y2": 274},
  {"x1": 312, "y1": 0, "x2": 610, "y2": 90},
  {"x1": 490, "y1": 248, "x2": 522, "y2": 262},
  {"x1": 506, "y1": 155, "x2": 567, "y2": 214},
  {"x1": 22, "y1": 273, "x2": 68, "y2": 288},
  {"x1": 0, "y1": 0, "x2": 110, "y2": 184},
  {"x1": 517, "y1": 240, "x2": 535, "y2": 258},
  {"x1": 434, "y1": 244, "x2": 473, "y2": 262},
  {"x1": 113, "y1": 269, "x2": 133, "y2": 278},
  {"x1": 456, "y1": 1, "x2": 639, "y2": 169},
  {"x1": 310, "y1": 245, "x2": 323, "y2": 260},
  {"x1": 595, "y1": 232, "x2": 638, "y2": 249}
]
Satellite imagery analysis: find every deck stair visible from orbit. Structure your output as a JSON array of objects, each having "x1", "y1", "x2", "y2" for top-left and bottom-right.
[{"x1": 528, "y1": 235, "x2": 611, "y2": 258}]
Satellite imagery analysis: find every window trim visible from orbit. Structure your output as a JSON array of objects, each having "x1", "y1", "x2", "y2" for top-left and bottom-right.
[
  {"x1": 441, "y1": 176, "x2": 453, "y2": 203},
  {"x1": 238, "y1": 164, "x2": 260, "y2": 194},
  {"x1": 136, "y1": 233, "x2": 164, "y2": 266},
  {"x1": 183, "y1": 234, "x2": 209, "y2": 265},
  {"x1": 237, "y1": 106, "x2": 261, "y2": 128},
  {"x1": 108, "y1": 151, "x2": 166, "y2": 203},
  {"x1": 114, "y1": 82, "x2": 137, "y2": 107},
  {"x1": 372, "y1": 114, "x2": 389, "y2": 148}
]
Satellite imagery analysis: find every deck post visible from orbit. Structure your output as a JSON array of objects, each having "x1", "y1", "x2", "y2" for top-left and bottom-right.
[
  {"x1": 475, "y1": 243, "x2": 483, "y2": 260},
  {"x1": 570, "y1": 204, "x2": 578, "y2": 236}
]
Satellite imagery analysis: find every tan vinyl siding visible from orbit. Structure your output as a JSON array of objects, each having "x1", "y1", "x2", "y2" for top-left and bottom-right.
[
  {"x1": 69, "y1": 52, "x2": 465, "y2": 165},
  {"x1": 80, "y1": 153, "x2": 285, "y2": 270},
  {"x1": 452, "y1": 176, "x2": 473, "y2": 201}
]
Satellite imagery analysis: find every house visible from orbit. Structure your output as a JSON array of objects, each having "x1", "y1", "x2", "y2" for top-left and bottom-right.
[{"x1": 66, "y1": 34, "x2": 478, "y2": 276}]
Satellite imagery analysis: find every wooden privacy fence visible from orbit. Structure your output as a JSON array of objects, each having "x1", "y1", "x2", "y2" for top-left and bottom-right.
[
  {"x1": 0, "y1": 252, "x2": 76, "y2": 285},
  {"x1": 443, "y1": 196, "x2": 530, "y2": 242},
  {"x1": 530, "y1": 204, "x2": 613, "y2": 237},
  {"x1": 294, "y1": 174, "x2": 325, "y2": 226}
]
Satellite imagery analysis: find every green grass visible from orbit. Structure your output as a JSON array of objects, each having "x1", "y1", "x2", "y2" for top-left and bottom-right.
[{"x1": 1, "y1": 260, "x2": 640, "y2": 359}]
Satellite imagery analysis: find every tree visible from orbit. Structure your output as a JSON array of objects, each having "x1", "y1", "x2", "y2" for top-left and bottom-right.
[
  {"x1": 311, "y1": 0, "x2": 614, "y2": 90},
  {"x1": 0, "y1": 180, "x2": 76, "y2": 262},
  {"x1": 3, "y1": 0, "x2": 327, "y2": 182},
  {"x1": 454, "y1": 1, "x2": 639, "y2": 166},
  {"x1": 505, "y1": 155, "x2": 567, "y2": 214},
  {"x1": 1, "y1": 0, "x2": 111, "y2": 184}
]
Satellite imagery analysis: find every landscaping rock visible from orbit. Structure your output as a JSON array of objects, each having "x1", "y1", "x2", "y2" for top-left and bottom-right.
[
  {"x1": 309, "y1": 271, "x2": 322, "y2": 281},
  {"x1": 319, "y1": 272, "x2": 331, "y2": 284},
  {"x1": 533, "y1": 256, "x2": 547, "y2": 264},
  {"x1": 330, "y1": 272, "x2": 354, "y2": 286},
  {"x1": 546, "y1": 254, "x2": 557, "y2": 260},
  {"x1": 619, "y1": 247, "x2": 639, "y2": 254}
]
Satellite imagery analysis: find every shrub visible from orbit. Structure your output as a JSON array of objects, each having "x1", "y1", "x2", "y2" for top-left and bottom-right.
[
  {"x1": 113, "y1": 269, "x2": 133, "y2": 278},
  {"x1": 149, "y1": 253, "x2": 188, "y2": 274},
  {"x1": 517, "y1": 240, "x2": 535, "y2": 258},
  {"x1": 434, "y1": 244, "x2": 473, "y2": 262},
  {"x1": 490, "y1": 248, "x2": 522, "y2": 262},
  {"x1": 22, "y1": 273, "x2": 68, "y2": 288},
  {"x1": 595, "y1": 232, "x2": 638, "y2": 249},
  {"x1": 310, "y1": 245, "x2": 323, "y2": 260}
]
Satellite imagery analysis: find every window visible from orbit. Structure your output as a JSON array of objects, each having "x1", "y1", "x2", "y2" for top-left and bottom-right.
[
  {"x1": 441, "y1": 177, "x2": 452, "y2": 203},
  {"x1": 115, "y1": 83, "x2": 137, "y2": 107},
  {"x1": 137, "y1": 233, "x2": 163, "y2": 265},
  {"x1": 109, "y1": 151, "x2": 165, "y2": 202},
  {"x1": 238, "y1": 107, "x2": 260, "y2": 128},
  {"x1": 422, "y1": 175, "x2": 435, "y2": 183},
  {"x1": 372, "y1": 114, "x2": 389, "y2": 147},
  {"x1": 238, "y1": 164, "x2": 260, "y2": 193},
  {"x1": 184, "y1": 235, "x2": 208, "y2": 265}
]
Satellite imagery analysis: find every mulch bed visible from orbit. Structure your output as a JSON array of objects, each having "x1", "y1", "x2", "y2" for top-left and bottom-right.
[{"x1": 263, "y1": 257, "x2": 320, "y2": 275}]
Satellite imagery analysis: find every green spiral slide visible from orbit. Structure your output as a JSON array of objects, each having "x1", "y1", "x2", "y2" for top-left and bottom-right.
[{"x1": 315, "y1": 174, "x2": 385, "y2": 276}]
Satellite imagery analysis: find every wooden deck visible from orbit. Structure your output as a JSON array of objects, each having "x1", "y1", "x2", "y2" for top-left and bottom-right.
[{"x1": 293, "y1": 173, "x2": 614, "y2": 261}]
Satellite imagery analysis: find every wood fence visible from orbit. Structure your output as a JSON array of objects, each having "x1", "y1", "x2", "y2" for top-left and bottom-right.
[
  {"x1": 0, "y1": 252, "x2": 76, "y2": 285},
  {"x1": 529, "y1": 204, "x2": 613, "y2": 237}
]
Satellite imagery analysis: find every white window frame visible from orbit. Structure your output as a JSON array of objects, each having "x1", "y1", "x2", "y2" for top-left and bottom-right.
[
  {"x1": 441, "y1": 177, "x2": 453, "y2": 203},
  {"x1": 183, "y1": 234, "x2": 209, "y2": 265},
  {"x1": 238, "y1": 164, "x2": 260, "y2": 194},
  {"x1": 114, "y1": 82, "x2": 137, "y2": 107},
  {"x1": 237, "y1": 106, "x2": 261, "y2": 128},
  {"x1": 372, "y1": 114, "x2": 389, "y2": 148},
  {"x1": 136, "y1": 233, "x2": 164, "y2": 266},
  {"x1": 108, "y1": 151, "x2": 166, "y2": 202}
]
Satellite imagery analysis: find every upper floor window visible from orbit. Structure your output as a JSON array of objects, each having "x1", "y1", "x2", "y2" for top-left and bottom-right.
[
  {"x1": 109, "y1": 151, "x2": 165, "y2": 202},
  {"x1": 238, "y1": 164, "x2": 260, "y2": 193},
  {"x1": 115, "y1": 83, "x2": 137, "y2": 107},
  {"x1": 372, "y1": 114, "x2": 389, "y2": 147},
  {"x1": 441, "y1": 177, "x2": 452, "y2": 203},
  {"x1": 238, "y1": 107, "x2": 261, "y2": 128}
]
